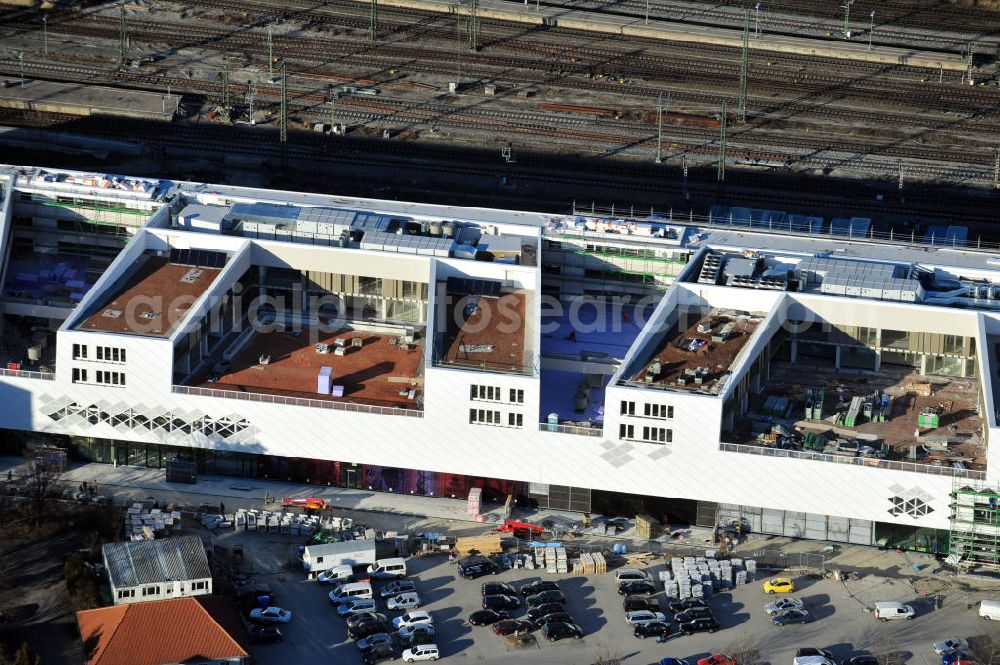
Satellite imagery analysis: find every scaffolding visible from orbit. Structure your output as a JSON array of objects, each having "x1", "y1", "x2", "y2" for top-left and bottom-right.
[{"x1": 949, "y1": 478, "x2": 1000, "y2": 570}]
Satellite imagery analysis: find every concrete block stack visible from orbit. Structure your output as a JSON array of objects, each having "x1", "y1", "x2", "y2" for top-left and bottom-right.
[{"x1": 126, "y1": 502, "x2": 181, "y2": 540}]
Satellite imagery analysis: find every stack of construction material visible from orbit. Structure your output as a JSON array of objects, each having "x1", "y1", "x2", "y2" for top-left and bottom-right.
[
  {"x1": 467, "y1": 488, "x2": 482, "y2": 519},
  {"x1": 745, "y1": 559, "x2": 757, "y2": 576},
  {"x1": 592, "y1": 552, "x2": 607, "y2": 574},
  {"x1": 456, "y1": 534, "x2": 502, "y2": 556},
  {"x1": 635, "y1": 514, "x2": 659, "y2": 540},
  {"x1": 544, "y1": 548, "x2": 558, "y2": 573},
  {"x1": 553, "y1": 547, "x2": 568, "y2": 573},
  {"x1": 533, "y1": 547, "x2": 546, "y2": 568},
  {"x1": 234, "y1": 509, "x2": 318, "y2": 535},
  {"x1": 125, "y1": 503, "x2": 182, "y2": 540}
]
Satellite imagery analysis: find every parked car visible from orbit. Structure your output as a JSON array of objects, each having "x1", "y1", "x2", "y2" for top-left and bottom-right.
[
  {"x1": 841, "y1": 657, "x2": 879, "y2": 665},
  {"x1": 771, "y1": 609, "x2": 813, "y2": 625},
  {"x1": 468, "y1": 609, "x2": 509, "y2": 626},
  {"x1": 798, "y1": 650, "x2": 835, "y2": 660},
  {"x1": 397, "y1": 630, "x2": 435, "y2": 649},
  {"x1": 394, "y1": 611, "x2": 433, "y2": 630},
  {"x1": 532, "y1": 612, "x2": 574, "y2": 629},
  {"x1": 668, "y1": 597, "x2": 709, "y2": 614},
  {"x1": 482, "y1": 594, "x2": 520, "y2": 611},
  {"x1": 349, "y1": 619, "x2": 390, "y2": 640},
  {"x1": 402, "y1": 644, "x2": 440, "y2": 662},
  {"x1": 521, "y1": 580, "x2": 560, "y2": 597},
  {"x1": 492, "y1": 619, "x2": 533, "y2": 636},
  {"x1": 481, "y1": 582, "x2": 517, "y2": 597},
  {"x1": 397, "y1": 624, "x2": 435, "y2": 641},
  {"x1": 526, "y1": 603, "x2": 566, "y2": 622},
  {"x1": 458, "y1": 558, "x2": 497, "y2": 579},
  {"x1": 339, "y1": 601, "x2": 379, "y2": 619},
  {"x1": 941, "y1": 652, "x2": 972, "y2": 665},
  {"x1": 542, "y1": 621, "x2": 582, "y2": 641},
  {"x1": 250, "y1": 607, "x2": 292, "y2": 624},
  {"x1": 347, "y1": 613, "x2": 387, "y2": 631},
  {"x1": 762, "y1": 578, "x2": 796, "y2": 594},
  {"x1": 765, "y1": 597, "x2": 804, "y2": 615},
  {"x1": 674, "y1": 607, "x2": 714, "y2": 623},
  {"x1": 526, "y1": 590, "x2": 566, "y2": 607},
  {"x1": 356, "y1": 633, "x2": 393, "y2": 651},
  {"x1": 933, "y1": 639, "x2": 970, "y2": 655},
  {"x1": 615, "y1": 568, "x2": 651, "y2": 584},
  {"x1": 388, "y1": 592, "x2": 422, "y2": 611},
  {"x1": 380, "y1": 580, "x2": 417, "y2": 598},
  {"x1": 698, "y1": 655, "x2": 736, "y2": 665},
  {"x1": 625, "y1": 610, "x2": 668, "y2": 626},
  {"x1": 362, "y1": 643, "x2": 396, "y2": 665},
  {"x1": 633, "y1": 621, "x2": 671, "y2": 639},
  {"x1": 623, "y1": 595, "x2": 660, "y2": 612},
  {"x1": 618, "y1": 580, "x2": 657, "y2": 596},
  {"x1": 317, "y1": 565, "x2": 354, "y2": 585},
  {"x1": 874, "y1": 601, "x2": 915, "y2": 621},
  {"x1": 795, "y1": 648, "x2": 836, "y2": 665},
  {"x1": 678, "y1": 616, "x2": 720, "y2": 635},
  {"x1": 658, "y1": 659, "x2": 690, "y2": 665},
  {"x1": 247, "y1": 626, "x2": 283, "y2": 644}
]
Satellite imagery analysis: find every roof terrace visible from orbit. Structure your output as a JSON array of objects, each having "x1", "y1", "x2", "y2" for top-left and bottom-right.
[
  {"x1": 624, "y1": 308, "x2": 761, "y2": 394},
  {"x1": 76, "y1": 250, "x2": 226, "y2": 337},
  {"x1": 436, "y1": 278, "x2": 531, "y2": 375}
]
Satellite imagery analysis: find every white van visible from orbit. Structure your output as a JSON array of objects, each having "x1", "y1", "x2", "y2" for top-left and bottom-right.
[
  {"x1": 873, "y1": 601, "x2": 915, "y2": 621},
  {"x1": 368, "y1": 557, "x2": 407, "y2": 579},
  {"x1": 980, "y1": 599, "x2": 1000, "y2": 620},
  {"x1": 316, "y1": 565, "x2": 353, "y2": 584},
  {"x1": 328, "y1": 581, "x2": 373, "y2": 604}
]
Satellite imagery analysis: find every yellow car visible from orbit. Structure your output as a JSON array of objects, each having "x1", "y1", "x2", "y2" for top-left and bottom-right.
[{"x1": 762, "y1": 578, "x2": 795, "y2": 594}]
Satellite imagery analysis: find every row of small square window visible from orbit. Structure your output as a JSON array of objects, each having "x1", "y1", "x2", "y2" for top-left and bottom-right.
[
  {"x1": 71, "y1": 368, "x2": 126, "y2": 386},
  {"x1": 470, "y1": 385, "x2": 525, "y2": 404},
  {"x1": 469, "y1": 409, "x2": 523, "y2": 428},
  {"x1": 620, "y1": 401, "x2": 673, "y2": 419},
  {"x1": 619, "y1": 424, "x2": 672, "y2": 444},
  {"x1": 116, "y1": 580, "x2": 208, "y2": 600},
  {"x1": 72, "y1": 344, "x2": 126, "y2": 363}
]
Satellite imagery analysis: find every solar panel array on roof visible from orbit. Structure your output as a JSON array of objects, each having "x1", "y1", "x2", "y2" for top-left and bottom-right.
[
  {"x1": 446, "y1": 276, "x2": 501, "y2": 297},
  {"x1": 102, "y1": 536, "x2": 211, "y2": 589},
  {"x1": 830, "y1": 217, "x2": 871, "y2": 237},
  {"x1": 168, "y1": 248, "x2": 227, "y2": 268}
]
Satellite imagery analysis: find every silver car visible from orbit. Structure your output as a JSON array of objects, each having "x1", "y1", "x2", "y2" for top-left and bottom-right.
[
  {"x1": 765, "y1": 597, "x2": 804, "y2": 615},
  {"x1": 932, "y1": 639, "x2": 969, "y2": 655}
]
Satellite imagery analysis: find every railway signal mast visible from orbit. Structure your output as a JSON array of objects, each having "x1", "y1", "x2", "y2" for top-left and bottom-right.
[
  {"x1": 245, "y1": 81, "x2": 256, "y2": 125},
  {"x1": 468, "y1": 0, "x2": 481, "y2": 52},
  {"x1": 370, "y1": 0, "x2": 378, "y2": 41},
  {"x1": 42, "y1": 15, "x2": 48, "y2": 56},
  {"x1": 279, "y1": 59, "x2": 288, "y2": 144},
  {"x1": 841, "y1": 0, "x2": 854, "y2": 39},
  {"x1": 119, "y1": 2, "x2": 129, "y2": 68},
  {"x1": 737, "y1": 8, "x2": 749, "y2": 124},
  {"x1": 267, "y1": 24, "x2": 274, "y2": 81},
  {"x1": 993, "y1": 147, "x2": 999, "y2": 190},
  {"x1": 655, "y1": 93, "x2": 670, "y2": 164},
  {"x1": 718, "y1": 100, "x2": 728, "y2": 182},
  {"x1": 221, "y1": 65, "x2": 231, "y2": 121}
]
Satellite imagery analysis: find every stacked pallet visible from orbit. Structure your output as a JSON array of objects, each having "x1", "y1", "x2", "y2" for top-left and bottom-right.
[
  {"x1": 125, "y1": 503, "x2": 181, "y2": 541},
  {"x1": 666, "y1": 556, "x2": 756, "y2": 597},
  {"x1": 622, "y1": 552, "x2": 656, "y2": 568},
  {"x1": 635, "y1": 514, "x2": 659, "y2": 540},
  {"x1": 551, "y1": 547, "x2": 568, "y2": 573},
  {"x1": 456, "y1": 534, "x2": 502, "y2": 556}
]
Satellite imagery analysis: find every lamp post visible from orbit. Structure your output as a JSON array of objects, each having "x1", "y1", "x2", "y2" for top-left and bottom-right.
[
  {"x1": 42, "y1": 15, "x2": 48, "y2": 56},
  {"x1": 868, "y1": 10, "x2": 875, "y2": 51},
  {"x1": 755, "y1": 2, "x2": 761, "y2": 38}
]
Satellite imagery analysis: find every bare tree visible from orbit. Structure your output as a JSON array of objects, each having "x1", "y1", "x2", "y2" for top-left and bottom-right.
[
  {"x1": 22, "y1": 453, "x2": 61, "y2": 516},
  {"x1": 873, "y1": 624, "x2": 905, "y2": 665},
  {"x1": 593, "y1": 643, "x2": 623, "y2": 665},
  {"x1": 967, "y1": 631, "x2": 1000, "y2": 665},
  {"x1": 725, "y1": 629, "x2": 764, "y2": 665}
]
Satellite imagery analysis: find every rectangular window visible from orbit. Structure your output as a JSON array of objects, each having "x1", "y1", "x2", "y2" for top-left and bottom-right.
[
  {"x1": 470, "y1": 409, "x2": 505, "y2": 426},
  {"x1": 507, "y1": 412, "x2": 523, "y2": 428},
  {"x1": 96, "y1": 347, "x2": 103, "y2": 361},
  {"x1": 641, "y1": 426, "x2": 672, "y2": 444},
  {"x1": 620, "y1": 401, "x2": 635, "y2": 416},
  {"x1": 72, "y1": 344, "x2": 87, "y2": 360},
  {"x1": 642, "y1": 404, "x2": 673, "y2": 419},
  {"x1": 471, "y1": 385, "x2": 500, "y2": 401},
  {"x1": 72, "y1": 368, "x2": 88, "y2": 383},
  {"x1": 619, "y1": 423, "x2": 634, "y2": 440},
  {"x1": 509, "y1": 389, "x2": 524, "y2": 404}
]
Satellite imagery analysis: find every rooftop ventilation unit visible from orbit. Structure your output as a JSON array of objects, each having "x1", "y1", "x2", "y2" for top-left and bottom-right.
[
  {"x1": 102, "y1": 309, "x2": 122, "y2": 318},
  {"x1": 180, "y1": 268, "x2": 203, "y2": 283}
]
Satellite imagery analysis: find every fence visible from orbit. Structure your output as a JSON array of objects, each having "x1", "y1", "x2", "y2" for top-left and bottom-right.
[
  {"x1": 568, "y1": 203, "x2": 1000, "y2": 254},
  {"x1": 720, "y1": 442, "x2": 984, "y2": 479},
  {"x1": 537, "y1": 422, "x2": 604, "y2": 437},
  {"x1": 0, "y1": 366, "x2": 54, "y2": 380},
  {"x1": 172, "y1": 385, "x2": 423, "y2": 417}
]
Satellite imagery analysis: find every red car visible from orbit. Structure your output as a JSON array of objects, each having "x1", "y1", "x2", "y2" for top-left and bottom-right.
[
  {"x1": 698, "y1": 655, "x2": 736, "y2": 665},
  {"x1": 492, "y1": 619, "x2": 533, "y2": 636}
]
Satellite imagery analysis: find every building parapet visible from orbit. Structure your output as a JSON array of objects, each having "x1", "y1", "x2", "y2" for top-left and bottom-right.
[
  {"x1": 538, "y1": 422, "x2": 604, "y2": 437},
  {"x1": 720, "y1": 442, "x2": 984, "y2": 479},
  {"x1": 172, "y1": 385, "x2": 423, "y2": 418},
  {"x1": 0, "y1": 366, "x2": 54, "y2": 380}
]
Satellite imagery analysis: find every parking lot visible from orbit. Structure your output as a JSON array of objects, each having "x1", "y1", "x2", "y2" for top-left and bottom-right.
[{"x1": 222, "y1": 525, "x2": 1000, "y2": 665}]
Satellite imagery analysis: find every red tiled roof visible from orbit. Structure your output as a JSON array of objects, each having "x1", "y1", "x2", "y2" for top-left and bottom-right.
[{"x1": 76, "y1": 597, "x2": 248, "y2": 665}]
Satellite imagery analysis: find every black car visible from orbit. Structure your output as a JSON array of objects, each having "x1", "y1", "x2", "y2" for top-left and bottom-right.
[
  {"x1": 481, "y1": 582, "x2": 517, "y2": 597},
  {"x1": 526, "y1": 603, "x2": 566, "y2": 622},
  {"x1": 349, "y1": 619, "x2": 389, "y2": 640},
  {"x1": 347, "y1": 613, "x2": 387, "y2": 631},
  {"x1": 677, "y1": 616, "x2": 720, "y2": 635},
  {"x1": 468, "y1": 609, "x2": 510, "y2": 626},
  {"x1": 397, "y1": 630, "x2": 435, "y2": 649},
  {"x1": 842, "y1": 657, "x2": 879, "y2": 665},
  {"x1": 633, "y1": 621, "x2": 671, "y2": 639},
  {"x1": 771, "y1": 609, "x2": 813, "y2": 626},
  {"x1": 674, "y1": 607, "x2": 714, "y2": 623},
  {"x1": 542, "y1": 621, "x2": 583, "y2": 641},
  {"x1": 667, "y1": 597, "x2": 708, "y2": 614},
  {"x1": 362, "y1": 643, "x2": 395, "y2": 665},
  {"x1": 482, "y1": 594, "x2": 521, "y2": 611},
  {"x1": 623, "y1": 595, "x2": 660, "y2": 612},
  {"x1": 618, "y1": 580, "x2": 657, "y2": 596},
  {"x1": 459, "y1": 560, "x2": 497, "y2": 579},
  {"x1": 798, "y1": 650, "x2": 835, "y2": 661},
  {"x1": 247, "y1": 625, "x2": 283, "y2": 644},
  {"x1": 532, "y1": 612, "x2": 574, "y2": 629},
  {"x1": 526, "y1": 590, "x2": 566, "y2": 607},
  {"x1": 521, "y1": 580, "x2": 560, "y2": 597}
]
